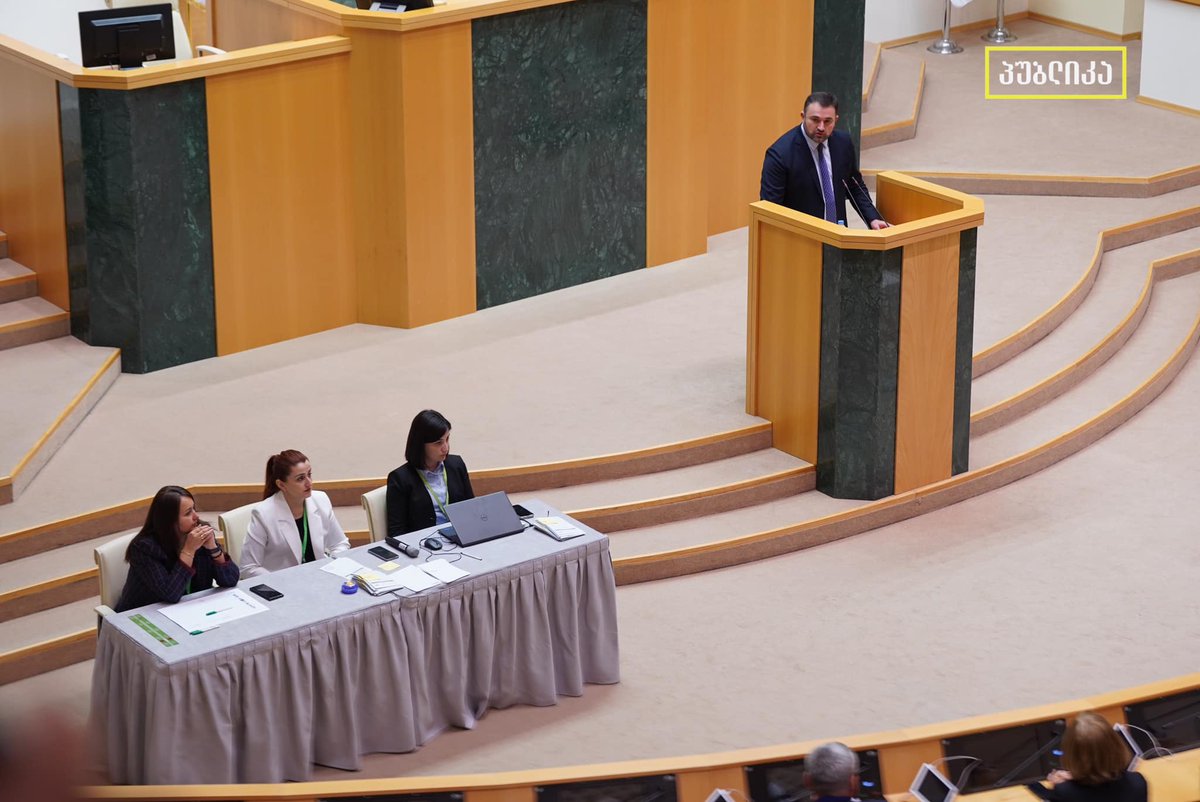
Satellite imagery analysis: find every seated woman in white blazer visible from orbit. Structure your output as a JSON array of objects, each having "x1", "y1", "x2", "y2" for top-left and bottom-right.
[{"x1": 241, "y1": 449, "x2": 350, "y2": 577}]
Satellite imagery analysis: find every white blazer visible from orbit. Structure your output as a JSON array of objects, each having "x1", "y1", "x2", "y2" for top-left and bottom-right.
[{"x1": 241, "y1": 490, "x2": 350, "y2": 578}]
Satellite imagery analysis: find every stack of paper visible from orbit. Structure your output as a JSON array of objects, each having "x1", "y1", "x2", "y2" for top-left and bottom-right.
[
  {"x1": 353, "y1": 559, "x2": 471, "y2": 595},
  {"x1": 533, "y1": 516, "x2": 586, "y2": 541},
  {"x1": 159, "y1": 589, "x2": 269, "y2": 634}
]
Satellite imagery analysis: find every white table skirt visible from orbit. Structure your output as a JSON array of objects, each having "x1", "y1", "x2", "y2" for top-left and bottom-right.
[{"x1": 92, "y1": 526, "x2": 620, "y2": 784}]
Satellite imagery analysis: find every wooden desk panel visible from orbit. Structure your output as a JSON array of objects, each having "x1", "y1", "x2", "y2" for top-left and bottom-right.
[
  {"x1": 207, "y1": 53, "x2": 356, "y2": 355},
  {"x1": 0, "y1": 59, "x2": 69, "y2": 311}
]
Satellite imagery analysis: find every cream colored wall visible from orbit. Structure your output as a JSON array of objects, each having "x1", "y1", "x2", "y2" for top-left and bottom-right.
[
  {"x1": 1140, "y1": 0, "x2": 1200, "y2": 110},
  {"x1": 864, "y1": 0, "x2": 1029, "y2": 43},
  {"x1": 1029, "y1": 0, "x2": 1144, "y2": 35}
]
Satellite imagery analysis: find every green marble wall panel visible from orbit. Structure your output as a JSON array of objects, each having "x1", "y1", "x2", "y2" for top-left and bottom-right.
[
  {"x1": 59, "y1": 84, "x2": 91, "y2": 340},
  {"x1": 812, "y1": 0, "x2": 866, "y2": 148},
  {"x1": 62, "y1": 80, "x2": 216, "y2": 373},
  {"x1": 472, "y1": 0, "x2": 647, "y2": 309},
  {"x1": 953, "y1": 228, "x2": 978, "y2": 475},
  {"x1": 816, "y1": 244, "x2": 901, "y2": 500}
]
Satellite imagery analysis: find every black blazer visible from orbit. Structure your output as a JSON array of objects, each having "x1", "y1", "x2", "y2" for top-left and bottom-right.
[
  {"x1": 760, "y1": 127, "x2": 881, "y2": 226},
  {"x1": 116, "y1": 535, "x2": 240, "y2": 613},
  {"x1": 1026, "y1": 772, "x2": 1147, "y2": 802},
  {"x1": 386, "y1": 454, "x2": 475, "y2": 537}
]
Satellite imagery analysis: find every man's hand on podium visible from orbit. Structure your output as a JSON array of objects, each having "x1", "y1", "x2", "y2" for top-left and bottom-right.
[{"x1": 870, "y1": 219, "x2": 891, "y2": 230}]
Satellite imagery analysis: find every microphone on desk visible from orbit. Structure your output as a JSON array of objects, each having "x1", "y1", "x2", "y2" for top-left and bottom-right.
[{"x1": 385, "y1": 536, "x2": 420, "y2": 558}]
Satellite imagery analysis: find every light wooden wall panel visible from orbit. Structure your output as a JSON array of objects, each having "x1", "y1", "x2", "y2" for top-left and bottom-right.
[
  {"x1": 706, "y1": 0, "x2": 813, "y2": 236},
  {"x1": 212, "y1": 0, "x2": 342, "y2": 51},
  {"x1": 206, "y1": 54, "x2": 356, "y2": 355},
  {"x1": 893, "y1": 233, "x2": 960, "y2": 493},
  {"x1": 0, "y1": 59, "x2": 69, "y2": 311},
  {"x1": 876, "y1": 180, "x2": 959, "y2": 225},
  {"x1": 748, "y1": 221, "x2": 822, "y2": 462},
  {"x1": 349, "y1": 24, "x2": 476, "y2": 328},
  {"x1": 646, "y1": 0, "x2": 710, "y2": 267}
]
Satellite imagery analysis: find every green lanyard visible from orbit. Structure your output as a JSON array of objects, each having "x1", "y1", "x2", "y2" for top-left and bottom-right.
[
  {"x1": 299, "y1": 506, "x2": 311, "y2": 562},
  {"x1": 418, "y1": 463, "x2": 450, "y2": 519}
]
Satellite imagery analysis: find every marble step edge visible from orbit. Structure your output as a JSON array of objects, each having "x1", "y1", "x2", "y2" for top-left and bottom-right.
[
  {"x1": 0, "y1": 423, "x2": 773, "y2": 562},
  {"x1": 7, "y1": 302, "x2": 1198, "y2": 684},
  {"x1": 970, "y1": 204, "x2": 1200, "y2": 378},
  {"x1": 861, "y1": 57, "x2": 925, "y2": 150},
  {"x1": 0, "y1": 348, "x2": 122, "y2": 507},
  {"x1": 615, "y1": 289, "x2": 1200, "y2": 584},
  {"x1": 971, "y1": 247, "x2": 1200, "y2": 436}
]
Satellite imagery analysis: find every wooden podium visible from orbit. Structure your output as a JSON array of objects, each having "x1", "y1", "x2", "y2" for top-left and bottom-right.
[{"x1": 747, "y1": 171, "x2": 984, "y2": 500}]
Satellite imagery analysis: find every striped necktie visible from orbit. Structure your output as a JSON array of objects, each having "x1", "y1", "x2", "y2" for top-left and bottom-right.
[{"x1": 817, "y1": 142, "x2": 837, "y2": 223}]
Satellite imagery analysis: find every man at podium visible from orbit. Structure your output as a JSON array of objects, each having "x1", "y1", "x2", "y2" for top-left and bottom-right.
[{"x1": 760, "y1": 91, "x2": 889, "y2": 230}]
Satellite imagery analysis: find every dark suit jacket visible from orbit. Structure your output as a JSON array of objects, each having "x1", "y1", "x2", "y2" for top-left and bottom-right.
[
  {"x1": 386, "y1": 454, "x2": 475, "y2": 537},
  {"x1": 1026, "y1": 772, "x2": 1147, "y2": 802},
  {"x1": 760, "y1": 127, "x2": 881, "y2": 226},
  {"x1": 116, "y1": 534, "x2": 240, "y2": 613}
]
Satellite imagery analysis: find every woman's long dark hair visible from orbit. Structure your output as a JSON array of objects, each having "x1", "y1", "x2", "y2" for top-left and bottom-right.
[
  {"x1": 125, "y1": 486, "x2": 193, "y2": 562},
  {"x1": 262, "y1": 450, "x2": 309, "y2": 500},
  {"x1": 404, "y1": 410, "x2": 451, "y2": 468}
]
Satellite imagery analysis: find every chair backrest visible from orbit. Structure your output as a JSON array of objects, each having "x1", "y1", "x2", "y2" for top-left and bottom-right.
[
  {"x1": 217, "y1": 502, "x2": 257, "y2": 566},
  {"x1": 94, "y1": 532, "x2": 138, "y2": 609},
  {"x1": 362, "y1": 486, "x2": 388, "y2": 542}
]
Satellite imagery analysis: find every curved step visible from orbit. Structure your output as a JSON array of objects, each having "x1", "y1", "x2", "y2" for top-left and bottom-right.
[
  {"x1": 0, "y1": 423, "x2": 772, "y2": 561},
  {"x1": 861, "y1": 49, "x2": 924, "y2": 150},
  {"x1": 614, "y1": 284, "x2": 1200, "y2": 583},
  {"x1": 973, "y1": 205, "x2": 1200, "y2": 377},
  {"x1": 973, "y1": 246, "x2": 1200, "y2": 435}
]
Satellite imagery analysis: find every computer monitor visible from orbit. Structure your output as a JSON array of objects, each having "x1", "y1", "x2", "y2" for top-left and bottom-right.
[
  {"x1": 942, "y1": 719, "x2": 1065, "y2": 792},
  {"x1": 1125, "y1": 689, "x2": 1200, "y2": 754},
  {"x1": 79, "y1": 4, "x2": 174, "y2": 69},
  {"x1": 359, "y1": 0, "x2": 435, "y2": 10},
  {"x1": 910, "y1": 763, "x2": 958, "y2": 802}
]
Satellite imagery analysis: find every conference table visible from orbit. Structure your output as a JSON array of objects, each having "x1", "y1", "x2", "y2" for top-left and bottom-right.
[{"x1": 90, "y1": 506, "x2": 620, "y2": 785}]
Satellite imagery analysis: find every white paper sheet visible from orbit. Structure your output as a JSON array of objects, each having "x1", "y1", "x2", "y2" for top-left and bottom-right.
[
  {"x1": 159, "y1": 589, "x2": 268, "y2": 634},
  {"x1": 396, "y1": 565, "x2": 442, "y2": 592},
  {"x1": 420, "y1": 559, "x2": 469, "y2": 582},
  {"x1": 320, "y1": 557, "x2": 368, "y2": 578}
]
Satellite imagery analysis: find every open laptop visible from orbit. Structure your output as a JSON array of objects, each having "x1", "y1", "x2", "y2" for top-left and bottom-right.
[
  {"x1": 441, "y1": 491, "x2": 524, "y2": 546},
  {"x1": 910, "y1": 764, "x2": 957, "y2": 802}
]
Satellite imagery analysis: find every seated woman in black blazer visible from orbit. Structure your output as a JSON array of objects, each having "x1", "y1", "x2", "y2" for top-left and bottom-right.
[
  {"x1": 1026, "y1": 711, "x2": 1146, "y2": 802},
  {"x1": 386, "y1": 409, "x2": 475, "y2": 537},
  {"x1": 115, "y1": 486, "x2": 240, "y2": 612}
]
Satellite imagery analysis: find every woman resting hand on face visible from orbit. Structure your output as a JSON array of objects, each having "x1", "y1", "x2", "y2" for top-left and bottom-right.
[
  {"x1": 115, "y1": 486, "x2": 239, "y2": 613},
  {"x1": 240, "y1": 449, "x2": 350, "y2": 578}
]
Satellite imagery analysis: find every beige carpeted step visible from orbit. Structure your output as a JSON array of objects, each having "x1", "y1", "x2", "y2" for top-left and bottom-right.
[
  {"x1": 608, "y1": 490, "x2": 866, "y2": 560},
  {"x1": 0, "y1": 337, "x2": 120, "y2": 505},
  {"x1": 971, "y1": 227, "x2": 1200, "y2": 414},
  {"x1": 861, "y1": 47, "x2": 924, "y2": 150},
  {"x1": 0, "y1": 258, "x2": 36, "y2": 304},
  {"x1": 0, "y1": 596, "x2": 96, "y2": 655},
  {"x1": 970, "y1": 268, "x2": 1200, "y2": 466},
  {"x1": 0, "y1": 296, "x2": 69, "y2": 351},
  {"x1": 514, "y1": 449, "x2": 808, "y2": 514},
  {"x1": 862, "y1": 41, "x2": 881, "y2": 110}
]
